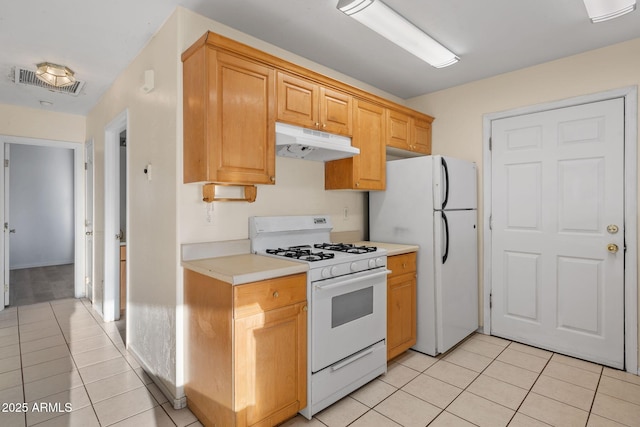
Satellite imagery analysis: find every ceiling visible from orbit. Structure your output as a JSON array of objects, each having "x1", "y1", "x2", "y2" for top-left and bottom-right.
[{"x1": 2, "y1": 0, "x2": 639, "y2": 115}]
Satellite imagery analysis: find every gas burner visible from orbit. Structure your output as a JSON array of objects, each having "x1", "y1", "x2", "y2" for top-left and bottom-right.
[
  {"x1": 314, "y1": 243, "x2": 378, "y2": 254},
  {"x1": 266, "y1": 246, "x2": 335, "y2": 262}
]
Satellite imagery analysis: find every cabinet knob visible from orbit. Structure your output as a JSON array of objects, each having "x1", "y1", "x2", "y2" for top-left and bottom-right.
[
  {"x1": 302, "y1": 305, "x2": 308, "y2": 312},
  {"x1": 270, "y1": 176, "x2": 275, "y2": 182},
  {"x1": 273, "y1": 291, "x2": 279, "y2": 298},
  {"x1": 315, "y1": 122, "x2": 320, "y2": 127},
  {"x1": 402, "y1": 263, "x2": 407, "y2": 269},
  {"x1": 355, "y1": 182, "x2": 360, "y2": 188},
  {"x1": 322, "y1": 123, "x2": 327, "y2": 128}
]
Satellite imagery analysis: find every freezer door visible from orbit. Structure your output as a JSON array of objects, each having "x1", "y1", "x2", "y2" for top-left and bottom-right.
[
  {"x1": 434, "y1": 209, "x2": 479, "y2": 353},
  {"x1": 433, "y1": 156, "x2": 477, "y2": 210}
]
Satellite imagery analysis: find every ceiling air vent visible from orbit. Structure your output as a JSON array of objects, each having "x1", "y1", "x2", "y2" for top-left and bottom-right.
[{"x1": 12, "y1": 66, "x2": 85, "y2": 96}]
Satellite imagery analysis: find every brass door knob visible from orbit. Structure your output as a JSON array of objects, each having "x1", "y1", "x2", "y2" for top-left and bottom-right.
[{"x1": 607, "y1": 243, "x2": 619, "y2": 253}]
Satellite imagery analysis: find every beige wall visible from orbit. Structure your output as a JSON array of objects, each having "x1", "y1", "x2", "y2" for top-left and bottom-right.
[
  {"x1": 85, "y1": 11, "x2": 180, "y2": 399},
  {"x1": 407, "y1": 37, "x2": 640, "y2": 372},
  {"x1": 0, "y1": 104, "x2": 85, "y2": 143},
  {"x1": 176, "y1": 7, "x2": 403, "y2": 245}
]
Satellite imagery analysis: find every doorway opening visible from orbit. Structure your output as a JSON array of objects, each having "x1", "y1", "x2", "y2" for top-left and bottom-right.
[
  {"x1": 1, "y1": 136, "x2": 85, "y2": 310},
  {"x1": 103, "y1": 110, "x2": 128, "y2": 324}
]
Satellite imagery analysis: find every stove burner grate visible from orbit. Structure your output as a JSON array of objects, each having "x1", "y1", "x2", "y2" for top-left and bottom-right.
[
  {"x1": 314, "y1": 243, "x2": 378, "y2": 254},
  {"x1": 266, "y1": 246, "x2": 335, "y2": 262}
]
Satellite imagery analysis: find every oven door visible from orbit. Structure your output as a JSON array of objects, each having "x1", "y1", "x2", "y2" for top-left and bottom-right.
[{"x1": 312, "y1": 267, "x2": 389, "y2": 372}]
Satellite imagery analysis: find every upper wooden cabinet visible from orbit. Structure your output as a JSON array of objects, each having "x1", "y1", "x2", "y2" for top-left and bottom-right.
[
  {"x1": 325, "y1": 99, "x2": 386, "y2": 191},
  {"x1": 182, "y1": 38, "x2": 276, "y2": 185},
  {"x1": 277, "y1": 72, "x2": 353, "y2": 136},
  {"x1": 387, "y1": 109, "x2": 433, "y2": 156},
  {"x1": 182, "y1": 31, "x2": 434, "y2": 188}
]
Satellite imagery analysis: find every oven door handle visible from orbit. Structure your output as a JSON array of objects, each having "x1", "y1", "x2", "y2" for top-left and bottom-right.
[
  {"x1": 331, "y1": 347, "x2": 375, "y2": 372},
  {"x1": 313, "y1": 269, "x2": 391, "y2": 292}
]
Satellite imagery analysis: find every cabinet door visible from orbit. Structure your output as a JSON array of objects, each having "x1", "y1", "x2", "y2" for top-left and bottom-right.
[
  {"x1": 276, "y1": 71, "x2": 319, "y2": 129},
  {"x1": 387, "y1": 273, "x2": 417, "y2": 360},
  {"x1": 412, "y1": 117, "x2": 432, "y2": 155},
  {"x1": 387, "y1": 110, "x2": 411, "y2": 151},
  {"x1": 325, "y1": 99, "x2": 385, "y2": 190},
  {"x1": 211, "y1": 51, "x2": 276, "y2": 185},
  {"x1": 353, "y1": 99, "x2": 386, "y2": 190},
  {"x1": 320, "y1": 87, "x2": 352, "y2": 136},
  {"x1": 235, "y1": 301, "x2": 307, "y2": 427}
]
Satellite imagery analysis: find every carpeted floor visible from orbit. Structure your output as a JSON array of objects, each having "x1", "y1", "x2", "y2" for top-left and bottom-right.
[{"x1": 9, "y1": 264, "x2": 75, "y2": 307}]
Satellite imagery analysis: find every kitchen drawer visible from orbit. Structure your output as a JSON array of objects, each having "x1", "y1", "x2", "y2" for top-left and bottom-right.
[
  {"x1": 234, "y1": 273, "x2": 306, "y2": 318},
  {"x1": 387, "y1": 252, "x2": 416, "y2": 277}
]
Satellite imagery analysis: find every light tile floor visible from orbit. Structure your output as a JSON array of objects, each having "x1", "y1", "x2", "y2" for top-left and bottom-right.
[
  {"x1": 4, "y1": 299, "x2": 640, "y2": 427},
  {"x1": 0, "y1": 298, "x2": 201, "y2": 427},
  {"x1": 281, "y1": 334, "x2": 640, "y2": 427}
]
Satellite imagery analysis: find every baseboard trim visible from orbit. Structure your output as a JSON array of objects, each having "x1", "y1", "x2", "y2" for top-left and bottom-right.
[{"x1": 127, "y1": 345, "x2": 187, "y2": 409}]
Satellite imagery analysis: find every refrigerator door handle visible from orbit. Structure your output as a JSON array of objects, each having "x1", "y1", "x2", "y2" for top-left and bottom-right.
[
  {"x1": 442, "y1": 211, "x2": 450, "y2": 264},
  {"x1": 441, "y1": 157, "x2": 450, "y2": 209}
]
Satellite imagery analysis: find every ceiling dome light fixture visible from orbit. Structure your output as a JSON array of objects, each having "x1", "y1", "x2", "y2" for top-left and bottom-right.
[
  {"x1": 337, "y1": 0, "x2": 459, "y2": 68},
  {"x1": 35, "y1": 62, "x2": 76, "y2": 88},
  {"x1": 583, "y1": 0, "x2": 636, "y2": 23}
]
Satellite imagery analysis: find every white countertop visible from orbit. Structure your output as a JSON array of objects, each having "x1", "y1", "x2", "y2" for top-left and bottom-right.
[
  {"x1": 182, "y1": 254, "x2": 308, "y2": 285},
  {"x1": 354, "y1": 241, "x2": 419, "y2": 256}
]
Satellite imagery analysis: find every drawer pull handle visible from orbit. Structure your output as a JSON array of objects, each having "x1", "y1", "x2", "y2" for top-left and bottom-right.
[
  {"x1": 402, "y1": 263, "x2": 407, "y2": 269},
  {"x1": 273, "y1": 291, "x2": 279, "y2": 298}
]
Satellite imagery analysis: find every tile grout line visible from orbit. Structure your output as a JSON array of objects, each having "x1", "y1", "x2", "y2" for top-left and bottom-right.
[{"x1": 16, "y1": 305, "x2": 28, "y2": 427}]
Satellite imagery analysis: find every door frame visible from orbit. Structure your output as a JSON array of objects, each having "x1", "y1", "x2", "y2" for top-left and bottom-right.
[
  {"x1": 482, "y1": 86, "x2": 638, "y2": 374},
  {"x1": 85, "y1": 139, "x2": 94, "y2": 303},
  {"x1": 104, "y1": 110, "x2": 128, "y2": 322},
  {"x1": 0, "y1": 135, "x2": 86, "y2": 308}
]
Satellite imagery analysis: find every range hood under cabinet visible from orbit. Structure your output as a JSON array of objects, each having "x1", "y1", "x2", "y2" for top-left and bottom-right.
[{"x1": 275, "y1": 122, "x2": 359, "y2": 162}]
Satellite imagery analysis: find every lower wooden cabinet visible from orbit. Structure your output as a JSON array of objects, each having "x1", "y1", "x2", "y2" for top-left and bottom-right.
[
  {"x1": 387, "y1": 252, "x2": 417, "y2": 361},
  {"x1": 185, "y1": 270, "x2": 307, "y2": 427}
]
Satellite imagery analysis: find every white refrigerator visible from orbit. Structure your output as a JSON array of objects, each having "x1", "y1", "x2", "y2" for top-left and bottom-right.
[{"x1": 369, "y1": 155, "x2": 478, "y2": 356}]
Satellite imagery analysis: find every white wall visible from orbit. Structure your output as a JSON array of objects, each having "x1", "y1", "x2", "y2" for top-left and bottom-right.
[
  {"x1": 9, "y1": 144, "x2": 74, "y2": 269},
  {"x1": 406, "y1": 37, "x2": 640, "y2": 371}
]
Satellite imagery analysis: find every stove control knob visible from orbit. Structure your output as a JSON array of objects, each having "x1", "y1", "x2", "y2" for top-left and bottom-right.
[
  {"x1": 322, "y1": 268, "x2": 331, "y2": 279},
  {"x1": 350, "y1": 262, "x2": 358, "y2": 272},
  {"x1": 376, "y1": 257, "x2": 385, "y2": 267},
  {"x1": 331, "y1": 266, "x2": 339, "y2": 276},
  {"x1": 368, "y1": 259, "x2": 376, "y2": 268}
]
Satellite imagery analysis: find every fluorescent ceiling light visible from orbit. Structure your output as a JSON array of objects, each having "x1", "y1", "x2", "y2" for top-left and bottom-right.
[
  {"x1": 337, "y1": 0, "x2": 459, "y2": 68},
  {"x1": 35, "y1": 62, "x2": 76, "y2": 87},
  {"x1": 583, "y1": 0, "x2": 636, "y2": 23}
]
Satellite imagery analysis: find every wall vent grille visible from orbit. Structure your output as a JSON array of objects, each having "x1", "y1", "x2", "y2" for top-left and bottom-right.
[{"x1": 12, "y1": 66, "x2": 85, "y2": 96}]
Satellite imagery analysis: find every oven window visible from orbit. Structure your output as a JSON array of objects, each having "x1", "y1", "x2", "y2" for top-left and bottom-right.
[{"x1": 331, "y1": 287, "x2": 374, "y2": 328}]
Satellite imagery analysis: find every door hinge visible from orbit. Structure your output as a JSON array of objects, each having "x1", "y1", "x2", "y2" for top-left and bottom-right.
[
  {"x1": 84, "y1": 162, "x2": 88, "y2": 170},
  {"x1": 489, "y1": 215, "x2": 492, "y2": 230},
  {"x1": 4, "y1": 159, "x2": 8, "y2": 167},
  {"x1": 489, "y1": 293, "x2": 492, "y2": 309},
  {"x1": 4, "y1": 284, "x2": 8, "y2": 292},
  {"x1": 489, "y1": 137, "x2": 492, "y2": 151}
]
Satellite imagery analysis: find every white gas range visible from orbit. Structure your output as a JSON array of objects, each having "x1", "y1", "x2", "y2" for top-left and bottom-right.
[{"x1": 249, "y1": 215, "x2": 389, "y2": 418}]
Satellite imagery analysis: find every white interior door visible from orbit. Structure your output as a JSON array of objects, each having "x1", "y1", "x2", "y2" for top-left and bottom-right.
[
  {"x1": 491, "y1": 98, "x2": 625, "y2": 368},
  {"x1": 85, "y1": 140, "x2": 94, "y2": 302},
  {"x1": 3, "y1": 144, "x2": 10, "y2": 307}
]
